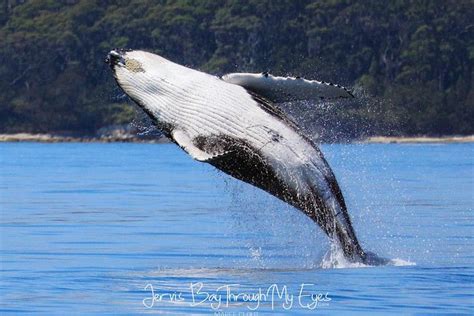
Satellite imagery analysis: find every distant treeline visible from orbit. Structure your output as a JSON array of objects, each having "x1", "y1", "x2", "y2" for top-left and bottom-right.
[{"x1": 0, "y1": 0, "x2": 472, "y2": 137}]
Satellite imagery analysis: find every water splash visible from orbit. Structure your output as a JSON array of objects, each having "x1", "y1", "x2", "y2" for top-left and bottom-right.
[
  {"x1": 249, "y1": 246, "x2": 263, "y2": 261},
  {"x1": 320, "y1": 241, "x2": 416, "y2": 269},
  {"x1": 320, "y1": 242, "x2": 369, "y2": 269},
  {"x1": 389, "y1": 258, "x2": 416, "y2": 267}
]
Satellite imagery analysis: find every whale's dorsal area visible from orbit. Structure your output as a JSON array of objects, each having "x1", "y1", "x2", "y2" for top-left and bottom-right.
[{"x1": 222, "y1": 72, "x2": 354, "y2": 103}]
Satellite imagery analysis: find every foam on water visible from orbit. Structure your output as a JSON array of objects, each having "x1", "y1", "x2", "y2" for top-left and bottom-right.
[
  {"x1": 320, "y1": 242, "x2": 416, "y2": 269},
  {"x1": 320, "y1": 242, "x2": 369, "y2": 269},
  {"x1": 389, "y1": 258, "x2": 416, "y2": 267}
]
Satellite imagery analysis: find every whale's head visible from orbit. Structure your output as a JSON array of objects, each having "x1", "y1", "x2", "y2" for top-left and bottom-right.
[{"x1": 106, "y1": 49, "x2": 175, "y2": 118}]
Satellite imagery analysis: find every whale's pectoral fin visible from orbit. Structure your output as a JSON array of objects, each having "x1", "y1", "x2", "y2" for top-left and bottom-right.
[
  {"x1": 172, "y1": 130, "x2": 230, "y2": 162},
  {"x1": 172, "y1": 129, "x2": 216, "y2": 161},
  {"x1": 222, "y1": 72, "x2": 354, "y2": 103}
]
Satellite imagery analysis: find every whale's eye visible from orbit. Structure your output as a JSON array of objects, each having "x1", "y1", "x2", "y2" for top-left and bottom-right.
[{"x1": 125, "y1": 58, "x2": 145, "y2": 73}]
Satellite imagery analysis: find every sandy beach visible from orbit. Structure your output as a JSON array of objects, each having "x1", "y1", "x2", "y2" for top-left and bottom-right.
[
  {"x1": 0, "y1": 133, "x2": 170, "y2": 143},
  {"x1": 364, "y1": 135, "x2": 474, "y2": 144},
  {"x1": 1, "y1": 133, "x2": 473, "y2": 144}
]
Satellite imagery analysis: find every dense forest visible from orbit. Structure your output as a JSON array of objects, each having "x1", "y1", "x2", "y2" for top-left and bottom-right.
[{"x1": 0, "y1": 0, "x2": 472, "y2": 138}]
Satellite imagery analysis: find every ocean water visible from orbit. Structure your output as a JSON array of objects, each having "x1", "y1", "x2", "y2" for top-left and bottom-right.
[{"x1": 0, "y1": 142, "x2": 472, "y2": 314}]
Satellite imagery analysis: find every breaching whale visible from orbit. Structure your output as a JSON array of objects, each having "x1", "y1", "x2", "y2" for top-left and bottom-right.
[{"x1": 106, "y1": 49, "x2": 381, "y2": 264}]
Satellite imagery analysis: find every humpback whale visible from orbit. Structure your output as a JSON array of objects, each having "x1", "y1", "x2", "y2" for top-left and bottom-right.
[{"x1": 106, "y1": 49, "x2": 380, "y2": 264}]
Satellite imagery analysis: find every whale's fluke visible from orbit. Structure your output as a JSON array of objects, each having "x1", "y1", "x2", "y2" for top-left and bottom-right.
[{"x1": 222, "y1": 72, "x2": 354, "y2": 103}]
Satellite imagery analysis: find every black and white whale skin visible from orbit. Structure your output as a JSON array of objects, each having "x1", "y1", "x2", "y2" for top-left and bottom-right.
[{"x1": 106, "y1": 49, "x2": 377, "y2": 264}]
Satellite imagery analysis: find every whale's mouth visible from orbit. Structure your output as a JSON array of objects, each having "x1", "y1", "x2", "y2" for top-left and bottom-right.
[{"x1": 105, "y1": 50, "x2": 126, "y2": 68}]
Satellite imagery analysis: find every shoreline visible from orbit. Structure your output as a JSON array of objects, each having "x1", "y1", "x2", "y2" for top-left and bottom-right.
[
  {"x1": 0, "y1": 133, "x2": 170, "y2": 143},
  {"x1": 0, "y1": 133, "x2": 473, "y2": 144},
  {"x1": 363, "y1": 135, "x2": 474, "y2": 144}
]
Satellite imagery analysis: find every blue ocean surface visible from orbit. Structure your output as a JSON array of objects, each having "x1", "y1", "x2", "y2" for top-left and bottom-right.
[{"x1": 0, "y1": 142, "x2": 473, "y2": 314}]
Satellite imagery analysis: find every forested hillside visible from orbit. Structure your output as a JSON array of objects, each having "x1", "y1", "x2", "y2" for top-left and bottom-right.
[{"x1": 1, "y1": 0, "x2": 472, "y2": 137}]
